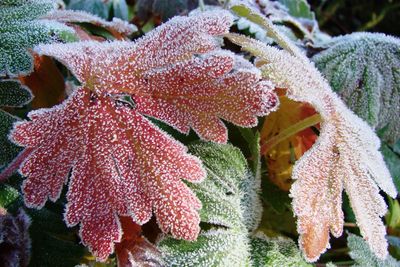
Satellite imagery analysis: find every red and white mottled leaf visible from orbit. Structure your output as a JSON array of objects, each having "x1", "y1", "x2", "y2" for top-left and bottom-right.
[
  {"x1": 35, "y1": 11, "x2": 278, "y2": 143},
  {"x1": 12, "y1": 88, "x2": 204, "y2": 261}
]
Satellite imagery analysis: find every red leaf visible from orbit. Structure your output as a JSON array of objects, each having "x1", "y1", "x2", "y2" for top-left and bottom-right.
[
  {"x1": 35, "y1": 11, "x2": 278, "y2": 143},
  {"x1": 12, "y1": 88, "x2": 204, "y2": 260}
]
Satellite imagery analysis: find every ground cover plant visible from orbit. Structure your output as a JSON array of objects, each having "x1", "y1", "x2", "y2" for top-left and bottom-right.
[{"x1": 0, "y1": 0, "x2": 400, "y2": 266}]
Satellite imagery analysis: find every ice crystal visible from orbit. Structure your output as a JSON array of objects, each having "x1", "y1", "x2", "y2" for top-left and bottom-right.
[
  {"x1": 313, "y1": 32, "x2": 400, "y2": 144},
  {"x1": 11, "y1": 87, "x2": 205, "y2": 261},
  {"x1": 348, "y1": 233, "x2": 400, "y2": 267},
  {"x1": 0, "y1": 208, "x2": 32, "y2": 267},
  {"x1": 250, "y1": 232, "x2": 311, "y2": 267},
  {"x1": 0, "y1": 0, "x2": 76, "y2": 77},
  {"x1": 35, "y1": 10, "x2": 278, "y2": 143},
  {"x1": 0, "y1": 80, "x2": 32, "y2": 168},
  {"x1": 227, "y1": 15, "x2": 397, "y2": 261}
]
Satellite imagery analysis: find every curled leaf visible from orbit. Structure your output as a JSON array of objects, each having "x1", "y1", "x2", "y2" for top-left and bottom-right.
[{"x1": 227, "y1": 18, "x2": 397, "y2": 262}]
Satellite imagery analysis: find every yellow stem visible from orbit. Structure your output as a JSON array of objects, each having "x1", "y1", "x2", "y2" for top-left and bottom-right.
[{"x1": 261, "y1": 113, "x2": 322, "y2": 154}]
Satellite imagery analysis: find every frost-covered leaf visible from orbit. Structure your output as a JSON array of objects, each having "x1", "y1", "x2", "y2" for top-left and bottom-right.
[
  {"x1": 158, "y1": 142, "x2": 257, "y2": 266},
  {"x1": 313, "y1": 33, "x2": 400, "y2": 144},
  {"x1": 250, "y1": 232, "x2": 311, "y2": 267},
  {"x1": 348, "y1": 233, "x2": 400, "y2": 267},
  {"x1": 11, "y1": 87, "x2": 205, "y2": 261},
  {"x1": 226, "y1": 14, "x2": 397, "y2": 261},
  {"x1": 0, "y1": 208, "x2": 31, "y2": 267},
  {"x1": 35, "y1": 10, "x2": 278, "y2": 143},
  {"x1": 381, "y1": 143, "x2": 400, "y2": 192},
  {"x1": 0, "y1": 80, "x2": 33, "y2": 168},
  {"x1": 43, "y1": 9, "x2": 137, "y2": 39},
  {"x1": 188, "y1": 142, "x2": 262, "y2": 231},
  {"x1": 0, "y1": 184, "x2": 19, "y2": 208},
  {"x1": 159, "y1": 229, "x2": 251, "y2": 267},
  {"x1": 0, "y1": 80, "x2": 33, "y2": 108},
  {"x1": 0, "y1": 0, "x2": 76, "y2": 77}
]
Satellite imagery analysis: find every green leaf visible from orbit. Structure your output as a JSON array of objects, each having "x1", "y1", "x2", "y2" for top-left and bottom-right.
[
  {"x1": 158, "y1": 143, "x2": 305, "y2": 266},
  {"x1": 278, "y1": 0, "x2": 314, "y2": 19},
  {"x1": 112, "y1": 0, "x2": 129, "y2": 21},
  {"x1": 0, "y1": 110, "x2": 21, "y2": 168},
  {"x1": 0, "y1": 0, "x2": 76, "y2": 77},
  {"x1": 250, "y1": 232, "x2": 311, "y2": 267},
  {"x1": 159, "y1": 229, "x2": 251, "y2": 266},
  {"x1": 0, "y1": 80, "x2": 32, "y2": 107},
  {"x1": 347, "y1": 233, "x2": 400, "y2": 267},
  {"x1": 313, "y1": 33, "x2": 400, "y2": 143}
]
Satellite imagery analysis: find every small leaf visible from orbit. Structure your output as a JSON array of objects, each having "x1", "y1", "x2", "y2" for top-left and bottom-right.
[
  {"x1": 0, "y1": 184, "x2": 19, "y2": 208},
  {"x1": 313, "y1": 33, "x2": 400, "y2": 143},
  {"x1": 250, "y1": 232, "x2": 311, "y2": 267},
  {"x1": 348, "y1": 233, "x2": 400, "y2": 267},
  {"x1": 0, "y1": 80, "x2": 33, "y2": 107}
]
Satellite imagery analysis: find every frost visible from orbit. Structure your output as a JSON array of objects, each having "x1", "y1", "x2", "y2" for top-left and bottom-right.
[
  {"x1": 250, "y1": 232, "x2": 311, "y2": 267},
  {"x1": 43, "y1": 10, "x2": 137, "y2": 37},
  {"x1": 11, "y1": 87, "x2": 205, "y2": 261},
  {"x1": 313, "y1": 32, "x2": 400, "y2": 143},
  {"x1": 227, "y1": 5, "x2": 397, "y2": 262},
  {"x1": 35, "y1": 10, "x2": 278, "y2": 143},
  {"x1": 0, "y1": 0, "x2": 76, "y2": 77},
  {"x1": 348, "y1": 233, "x2": 400, "y2": 267}
]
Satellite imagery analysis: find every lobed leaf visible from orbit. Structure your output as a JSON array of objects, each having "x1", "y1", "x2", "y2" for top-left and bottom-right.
[
  {"x1": 313, "y1": 33, "x2": 400, "y2": 144},
  {"x1": 226, "y1": 19, "x2": 397, "y2": 262},
  {"x1": 11, "y1": 87, "x2": 205, "y2": 261},
  {"x1": 35, "y1": 10, "x2": 278, "y2": 143}
]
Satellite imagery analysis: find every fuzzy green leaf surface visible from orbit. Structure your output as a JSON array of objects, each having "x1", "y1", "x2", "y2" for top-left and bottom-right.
[
  {"x1": 250, "y1": 232, "x2": 311, "y2": 267},
  {"x1": 0, "y1": 0, "x2": 76, "y2": 77},
  {"x1": 348, "y1": 233, "x2": 400, "y2": 267},
  {"x1": 313, "y1": 32, "x2": 400, "y2": 143}
]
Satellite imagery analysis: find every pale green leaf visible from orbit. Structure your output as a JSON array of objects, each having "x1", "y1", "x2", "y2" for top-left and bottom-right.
[
  {"x1": 313, "y1": 33, "x2": 400, "y2": 143},
  {"x1": 278, "y1": 0, "x2": 314, "y2": 19},
  {"x1": 348, "y1": 233, "x2": 400, "y2": 267},
  {"x1": 250, "y1": 232, "x2": 311, "y2": 267}
]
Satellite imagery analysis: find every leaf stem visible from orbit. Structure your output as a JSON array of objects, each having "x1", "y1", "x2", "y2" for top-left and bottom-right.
[
  {"x1": 261, "y1": 113, "x2": 321, "y2": 154},
  {"x1": 199, "y1": 0, "x2": 205, "y2": 11}
]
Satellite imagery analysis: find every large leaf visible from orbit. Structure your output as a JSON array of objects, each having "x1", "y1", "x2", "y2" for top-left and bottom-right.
[
  {"x1": 228, "y1": 4, "x2": 397, "y2": 262},
  {"x1": 0, "y1": 0, "x2": 76, "y2": 77},
  {"x1": 313, "y1": 33, "x2": 400, "y2": 143}
]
